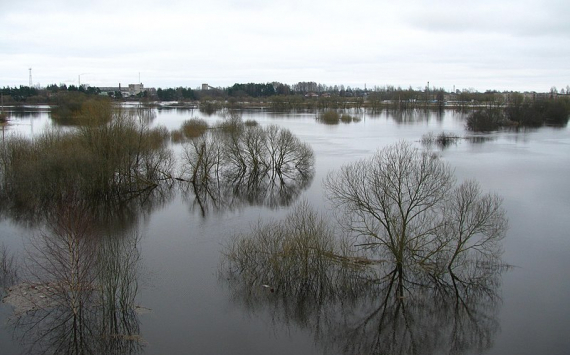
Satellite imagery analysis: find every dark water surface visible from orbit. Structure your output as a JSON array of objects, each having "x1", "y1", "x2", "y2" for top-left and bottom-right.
[{"x1": 1, "y1": 107, "x2": 569, "y2": 354}]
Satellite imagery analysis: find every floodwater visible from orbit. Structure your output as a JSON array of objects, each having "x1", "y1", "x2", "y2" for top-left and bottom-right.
[{"x1": 1, "y1": 105, "x2": 569, "y2": 355}]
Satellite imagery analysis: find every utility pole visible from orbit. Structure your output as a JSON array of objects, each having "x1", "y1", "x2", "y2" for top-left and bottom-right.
[
  {"x1": 29, "y1": 68, "x2": 32, "y2": 87},
  {"x1": 426, "y1": 81, "x2": 430, "y2": 108},
  {"x1": 78, "y1": 73, "x2": 89, "y2": 87}
]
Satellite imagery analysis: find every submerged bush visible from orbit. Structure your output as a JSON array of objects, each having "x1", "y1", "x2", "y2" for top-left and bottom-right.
[
  {"x1": 316, "y1": 110, "x2": 361, "y2": 125},
  {"x1": 466, "y1": 108, "x2": 504, "y2": 131},
  {"x1": 179, "y1": 117, "x2": 315, "y2": 212},
  {"x1": 318, "y1": 110, "x2": 340, "y2": 124},
  {"x1": 544, "y1": 98, "x2": 570, "y2": 125},
  {"x1": 244, "y1": 119, "x2": 258, "y2": 127},
  {"x1": 494, "y1": 97, "x2": 569, "y2": 128},
  {"x1": 0, "y1": 109, "x2": 173, "y2": 216},
  {"x1": 199, "y1": 99, "x2": 223, "y2": 115},
  {"x1": 50, "y1": 92, "x2": 113, "y2": 126},
  {"x1": 223, "y1": 201, "x2": 372, "y2": 299},
  {"x1": 421, "y1": 131, "x2": 461, "y2": 149},
  {"x1": 181, "y1": 119, "x2": 209, "y2": 138}
]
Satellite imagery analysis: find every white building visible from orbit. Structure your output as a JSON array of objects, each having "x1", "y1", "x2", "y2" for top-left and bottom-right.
[{"x1": 129, "y1": 83, "x2": 144, "y2": 95}]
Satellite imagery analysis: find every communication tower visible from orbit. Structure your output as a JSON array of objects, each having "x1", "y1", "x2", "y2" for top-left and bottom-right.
[{"x1": 29, "y1": 68, "x2": 32, "y2": 87}]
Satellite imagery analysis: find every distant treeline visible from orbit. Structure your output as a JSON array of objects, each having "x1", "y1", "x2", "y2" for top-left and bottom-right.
[
  {"x1": 1, "y1": 85, "x2": 40, "y2": 102},
  {"x1": 2, "y1": 82, "x2": 568, "y2": 129},
  {"x1": 1, "y1": 84, "x2": 101, "y2": 103},
  {"x1": 2, "y1": 82, "x2": 570, "y2": 109},
  {"x1": 467, "y1": 94, "x2": 570, "y2": 131}
]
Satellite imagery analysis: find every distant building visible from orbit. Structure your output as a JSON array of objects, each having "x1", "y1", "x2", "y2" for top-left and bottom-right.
[
  {"x1": 202, "y1": 83, "x2": 209, "y2": 91},
  {"x1": 98, "y1": 86, "x2": 122, "y2": 96},
  {"x1": 129, "y1": 83, "x2": 144, "y2": 96},
  {"x1": 98, "y1": 83, "x2": 151, "y2": 97}
]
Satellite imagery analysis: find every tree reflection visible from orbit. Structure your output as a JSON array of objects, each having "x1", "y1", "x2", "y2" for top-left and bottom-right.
[
  {"x1": 221, "y1": 202, "x2": 507, "y2": 355},
  {"x1": 6, "y1": 198, "x2": 145, "y2": 355},
  {"x1": 0, "y1": 242, "x2": 18, "y2": 299},
  {"x1": 421, "y1": 131, "x2": 462, "y2": 150},
  {"x1": 330, "y1": 265, "x2": 503, "y2": 355},
  {"x1": 179, "y1": 119, "x2": 314, "y2": 215}
]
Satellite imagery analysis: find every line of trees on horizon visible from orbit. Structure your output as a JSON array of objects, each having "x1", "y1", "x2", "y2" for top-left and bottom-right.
[{"x1": 3, "y1": 81, "x2": 569, "y2": 104}]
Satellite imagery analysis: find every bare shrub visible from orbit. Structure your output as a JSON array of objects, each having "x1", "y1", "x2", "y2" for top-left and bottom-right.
[
  {"x1": 317, "y1": 110, "x2": 340, "y2": 124},
  {"x1": 181, "y1": 118, "x2": 209, "y2": 138},
  {"x1": 223, "y1": 201, "x2": 373, "y2": 299},
  {"x1": 421, "y1": 131, "x2": 461, "y2": 149},
  {"x1": 244, "y1": 119, "x2": 258, "y2": 127},
  {"x1": 7, "y1": 197, "x2": 144, "y2": 354},
  {"x1": 179, "y1": 122, "x2": 315, "y2": 213},
  {"x1": 0, "y1": 108, "x2": 174, "y2": 218}
]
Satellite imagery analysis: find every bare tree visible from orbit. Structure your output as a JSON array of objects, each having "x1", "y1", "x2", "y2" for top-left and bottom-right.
[
  {"x1": 178, "y1": 121, "x2": 315, "y2": 214},
  {"x1": 324, "y1": 142, "x2": 452, "y2": 274},
  {"x1": 438, "y1": 180, "x2": 507, "y2": 280},
  {"x1": 324, "y1": 141, "x2": 507, "y2": 284},
  {"x1": 221, "y1": 199, "x2": 506, "y2": 355},
  {"x1": 220, "y1": 142, "x2": 508, "y2": 355}
]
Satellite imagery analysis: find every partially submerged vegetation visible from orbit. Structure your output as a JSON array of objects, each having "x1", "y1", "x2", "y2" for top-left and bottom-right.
[
  {"x1": 177, "y1": 112, "x2": 315, "y2": 214},
  {"x1": 467, "y1": 96, "x2": 570, "y2": 131},
  {"x1": 316, "y1": 110, "x2": 361, "y2": 124},
  {"x1": 3, "y1": 82, "x2": 569, "y2": 127},
  {"x1": 50, "y1": 92, "x2": 113, "y2": 126},
  {"x1": 421, "y1": 131, "x2": 462, "y2": 149},
  {"x1": 171, "y1": 118, "x2": 209, "y2": 142},
  {"x1": 223, "y1": 141, "x2": 508, "y2": 299},
  {"x1": 222, "y1": 142, "x2": 509, "y2": 353},
  {"x1": 223, "y1": 201, "x2": 373, "y2": 302},
  {"x1": 0, "y1": 106, "x2": 173, "y2": 221}
]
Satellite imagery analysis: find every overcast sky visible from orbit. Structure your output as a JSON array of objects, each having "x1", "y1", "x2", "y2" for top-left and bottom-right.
[{"x1": 1, "y1": 0, "x2": 568, "y2": 92}]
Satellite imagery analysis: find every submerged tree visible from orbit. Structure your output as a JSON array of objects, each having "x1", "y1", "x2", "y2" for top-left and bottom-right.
[
  {"x1": 222, "y1": 197, "x2": 507, "y2": 355},
  {"x1": 178, "y1": 117, "x2": 315, "y2": 215},
  {"x1": 222, "y1": 141, "x2": 508, "y2": 355},
  {"x1": 465, "y1": 108, "x2": 504, "y2": 131},
  {"x1": 324, "y1": 141, "x2": 507, "y2": 284}
]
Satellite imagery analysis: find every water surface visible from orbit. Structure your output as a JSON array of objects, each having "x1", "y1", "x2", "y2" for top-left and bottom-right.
[{"x1": 1, "y1": 107, "x2": 569, "y2": 355}]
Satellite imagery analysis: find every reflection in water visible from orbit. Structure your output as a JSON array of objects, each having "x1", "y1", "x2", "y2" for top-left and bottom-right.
[
  {"x1": 390, "y1": 109, "x2": 430, "y2": 125},
  {"x1": 0, "y1": 177, "x2": 174, "y2": 234},
  {"x1": 3, "y1": 105, "x2": 49, "y2": 119},
  {"x1": 180, "y1": 167, "x2": 313, "y2": 216},
  {"x1": 0, "y1": 243, "x2": 18, "y2": 299},
  {"x1": 5, "y1": 199, "x2": 145, "y2": 355},
  {"x1": 179, "y1": 122, "x2": 314, "y2": 215},
  {"x1": 421, "y1": 131, "x2": 462, "y2": 150},
  {"x1": 465, "y1": 135, "x2": 497, "y2": 145},
  {"x1": 222, "y1": 202, "x2": 507, "y2": 355}
]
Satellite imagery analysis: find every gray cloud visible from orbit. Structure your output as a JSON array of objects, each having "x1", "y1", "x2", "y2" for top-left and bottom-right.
[{"x1": 1, "y1": 0, "x2": 568, "y2": 91}]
